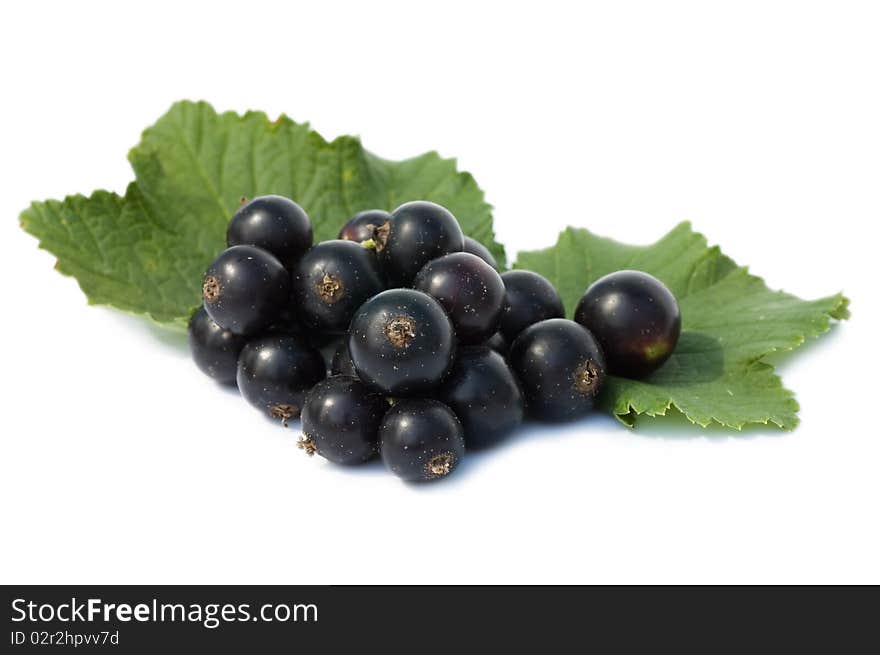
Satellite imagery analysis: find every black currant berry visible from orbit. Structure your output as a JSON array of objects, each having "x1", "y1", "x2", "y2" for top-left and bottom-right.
[
  {"x1": 463, "y1": 236, "x2": 499, "y2": 271},
  {"x1": 187, "y1": 307, "x2": 247, "y2": 385},
  {"x1": 338, "y1": 209, "x2": 391, "y2": 243},
  {"x1": 227, "y1": 195, "x2": 313, "y2": 268},
  {"x1": 413, "y1": 252, "x2": 505, "y2": 344},
  {"x1": 574, "y1": 270, "x2": 681, "y2": 378},
  {"x1": 499, "y1": 270, "x2": 565, "y2": 342},
  {"x1": 485, "y1": 332, "x2": 509, "y2": 357},
  {"x1": 348, "y1": 289, "x2": 456, "y2": 395},
  {"x1": 374, "y1": 201, "x2": 464, "y2": 285},
  {"x1": 330, "y1": 340, "x2": 358, "y2": 377},
  {"x1": 236, "y1": 334, "x2": 326, "y2": 424},
  {"x1": 509, "y1": 318, "x2": 606, "y2": 422},
  {"x1": 299, "y1": 376, "x2": 389, "y2": 465},
  {"x1": 202, "y1": 245, "x2": 290, "y2": 335},
  {"x1": 437, "y1": 346, "x2": 524, "y2": 449},
  {"x1": 292, "y1": 240, "x2": 385, "y2": 333},
  {"x1": 379, "y1": 399, "x2": 465, "y2": 482}
]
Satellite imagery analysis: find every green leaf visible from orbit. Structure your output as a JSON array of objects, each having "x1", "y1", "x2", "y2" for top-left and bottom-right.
[
  {"x1": 515, "y1": 223, "x2": 849, "y2": 430},
  {"x1": 20, "y1": 100, "x2": 504, "y2": 327},
  {"x1": 20, "y1": 101, "x2": 846, "y2": 431}
]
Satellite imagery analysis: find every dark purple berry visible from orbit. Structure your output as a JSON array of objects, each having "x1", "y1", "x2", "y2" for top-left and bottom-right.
[
  {"x1": 338, "y1": 209, "x2": 391, "y2": 243},
  {"x1": 374, "y1": 201, "x2": 464, "y2": 285},
  {"x1": 379, "y1": 399, "x2": 465, "y2": 482},
  {"x1": 202, "y1": 245, "x2": 289, "y2": 335},
  {"x1": 236, "y1": 334, "x2": 326, "y2": 424},
  {"x1": 413, "y1": 252, "x2": 505, "y2": 344},
  {"x1": 292, "y1": 240, "x2": 384, "y2": 333},
  {"x1": 348, "y1": 289, "x2": 456, "y2": 396},
  {"x1": 187, "y1": 307, "x2": 247, "y2": 385},
  {"x1": 437, "y1": 346, "x2": 524, "y2": 449},
  {"x1": 574, "y1": 270, "x2": 681, "y2": 378},
  {"x1": 499, "y1": 269, "x2": 565, "y2": 342},
  {"x1": 463, "y1": 236, "x2": 499, "y2": 270},
  {"x1": 299, "y1": 376, "x2": 389, "y2": 465},
  {"x1": 227, "y1": 195, "x2": 312, "y2": 268},
  {"x1": 509, "y1": 318, "x2": 606, "y2": 422}
]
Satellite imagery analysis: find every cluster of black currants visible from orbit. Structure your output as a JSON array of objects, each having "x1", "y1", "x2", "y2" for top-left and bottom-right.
[{"x1": 189, "y1": 195, "x2": 681, "y2": 482}]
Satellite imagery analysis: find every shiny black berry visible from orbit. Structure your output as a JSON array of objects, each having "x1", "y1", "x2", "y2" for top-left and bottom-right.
[
  {"x1": 379, "y1": 399, "x2": 465, "y2": 482},
  {"x1": 236, "y1": 334, "x2": 326, "y2": 424},
  {"x1": 374, "y1": 201, "x2": 464, "y2": 285},
  {"x1": 338, "y1": 209, "x2": 391, "y2": 243},
  {"x1": 299, "y1": 376, "x2": 389, "y2": 465},
  {"x1": 509, "y1": 318, "x2": 606, "y2": 422},
  {"x1": 437, "y1": 346, "x2": 524, "y2": 449},
  {"x1": 574, "y1": 270, "x2": 681, "y2": 379},
  {"x1": 202, "y1": 245, "x2": 289, "y2": 335},
  {"x1": 292, "y1": 240, "x2": 384, "y2": 333},
  {"x1": 463, "y1": 236, "x2": 499, "y2": 271},
  {"x1": 330, "y1": 340, "x2": 357, "y2": 377},
  {"x1": 348, "y1": 289, "x2": 456, "y2": 395},
  {"x1": 227, "y1": 195, "x2": 312, "y2": 268},
  {"x1": 187, "y1": 307, "x2": 247, "y2": 385},
  {"x1": 499, "y1": 270, "x2": 565, "y2": 342},
  {"x1": 413, "y1": 252, "x2": 505, "y2": 344}
]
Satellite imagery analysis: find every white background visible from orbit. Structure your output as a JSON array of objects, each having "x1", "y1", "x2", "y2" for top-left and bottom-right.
[{"x1": 1, "y1": 1, "x2": 877, "y2": 584}]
